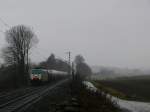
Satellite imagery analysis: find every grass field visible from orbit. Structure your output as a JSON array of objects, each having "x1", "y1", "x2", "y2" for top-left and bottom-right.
[{"x1": 93, "y1": 75, "x2": 150, "y2": 102}]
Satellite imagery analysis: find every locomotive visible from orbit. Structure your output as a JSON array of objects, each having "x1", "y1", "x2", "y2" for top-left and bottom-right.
[{"x1": 30, "y1": 69, "x2": 68, "y2": 85}]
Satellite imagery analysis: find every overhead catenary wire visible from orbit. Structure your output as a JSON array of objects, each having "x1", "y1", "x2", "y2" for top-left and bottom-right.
[
  {"x1": 31, "y1": 49, "x2": 48, "y2": 61},
  {"x1": 32, "y1": 46, "x2": 68, "y2": 64},
  {"x1": 0, "y1": 17, "x2": 10, "y2": 28},
  {"x1": 0, "y1": 17, "x2": 10, "y2": 35},
  {"x1": 41, "y1": 48, "x2": 70, "y2": 63}
]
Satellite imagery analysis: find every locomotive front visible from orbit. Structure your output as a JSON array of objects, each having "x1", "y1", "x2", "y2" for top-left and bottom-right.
[{"x1": 30, "y1": 69, "x2": 42, "y2": 84}]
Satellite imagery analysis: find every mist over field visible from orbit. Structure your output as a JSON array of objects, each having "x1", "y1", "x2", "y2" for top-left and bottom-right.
[{"x1": 91, "y1": 66, "x2": 145, "y2": 80}]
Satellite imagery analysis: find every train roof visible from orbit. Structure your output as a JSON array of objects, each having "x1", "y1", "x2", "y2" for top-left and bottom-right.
[
  {"x1": 48, "y1": 70, "x2": 68, "y2": 75},
  {"x1": 31, "y1": 69, "x2": 68, "y2": 75},
  {"x1": 32, "y1": 69, "x2": 43, "y2": 74}
]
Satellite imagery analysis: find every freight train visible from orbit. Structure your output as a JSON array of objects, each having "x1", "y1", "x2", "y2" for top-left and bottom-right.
[{"x1": 30, "y1": 69, "x2": 68, "y2": 85}]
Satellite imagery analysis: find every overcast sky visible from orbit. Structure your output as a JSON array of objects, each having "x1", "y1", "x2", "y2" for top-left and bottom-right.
[{"x1": 0, "y1": 0, "x2": 150, "y2": 69}]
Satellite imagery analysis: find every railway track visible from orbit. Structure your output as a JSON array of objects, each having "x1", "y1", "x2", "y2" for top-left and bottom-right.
[
  {"x1": 0, "y1": 87, "x2": 33, "y2": 98},
  {"x1": 0, "y1": 79, "x2": 68, "y2": 112},
  {"x1": 0, "y1": 87, "x2": 40, "y2": 105}
]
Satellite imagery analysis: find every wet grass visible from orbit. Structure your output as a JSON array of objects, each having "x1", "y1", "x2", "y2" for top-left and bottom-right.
[
  {"x1": 93, "y1": 75, "x2": 150, "y2": 102},
  {"x1": 91, "y1": 81, "x2": 127, "y2": 99}
]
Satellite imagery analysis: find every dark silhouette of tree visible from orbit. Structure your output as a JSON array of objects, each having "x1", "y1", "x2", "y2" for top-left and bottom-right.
[
  {"x1": 2, "y1": 25, "x2": 38, "y2": 86},
  {"x1": 55, "y1": 59, "x2": 69, "y2": 72},
  {"x1": 74, "y1": 55, "x2": 92, "y2": 79},
  {"x1": 100, "y1": 68, "x2": 115, "y2": 75},
  {"x1": 47, "y1": 53, "x2": 56, "y2": 69},
  {"x1": 0, "y1": 65, "x2": 17, "y2": 89},
  {"x1": 37, "y1": 53, "x2": 69, "y2": 72},
  {"x1": 75, "y1": 55, "x2": 85, "y2": 64}
]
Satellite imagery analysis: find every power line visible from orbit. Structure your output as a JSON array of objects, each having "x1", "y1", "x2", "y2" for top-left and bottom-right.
[
  {"x1": 32, "y1": 49, "x2": 48, "y2": 61},
  {"x1": 32, "y1": 47, "x2": 68, "y2": 64},
  {"x1": 0, "y1": 17, "x2": 10, "y2": 28},
  {"x1": 56, "y1": 56, "x2": 68, "y2": 63},
  {"x1": 0, "y1": 17, "x2": 10, "y2": 34},
  {"x1": 35, "y1": 47, "x2": 65, "y2": 61}
]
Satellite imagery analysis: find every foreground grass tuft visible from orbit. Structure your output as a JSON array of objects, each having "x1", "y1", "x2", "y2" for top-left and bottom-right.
[{"x1": 77, "y1": 88, "x2": 120, "y2": 112}]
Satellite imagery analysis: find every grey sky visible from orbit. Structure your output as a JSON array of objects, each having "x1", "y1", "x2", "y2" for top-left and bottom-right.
[{"x1": 0, "y1": 0, "x2": 150, "y2": 69}]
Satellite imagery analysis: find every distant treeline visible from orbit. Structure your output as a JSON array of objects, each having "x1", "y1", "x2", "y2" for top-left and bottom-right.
[
  {"x1": 0, "y1": 53, "x2": 69, "y2": 89},
  {"x1": 33, "y1": 54, "x2": 92, "y2": 79},
  {"x1": 0, "y1": 53, "x2": 92, "y2": 90},
  {"x1": 34, "y1": 54, "x2": 70, "y2": 72}
]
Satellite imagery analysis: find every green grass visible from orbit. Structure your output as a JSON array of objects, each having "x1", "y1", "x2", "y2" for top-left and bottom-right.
[
  {"x1": 91, "y1": 80, "x2": 127, "y2": 99},
  {"x1": 92, "y1": 75, "x2": 150, "y2": 102}
]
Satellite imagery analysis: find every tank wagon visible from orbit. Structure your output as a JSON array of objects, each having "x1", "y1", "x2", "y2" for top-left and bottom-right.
[{"x1": 30, "y1": 69, "x2": 68, "y2": 85}]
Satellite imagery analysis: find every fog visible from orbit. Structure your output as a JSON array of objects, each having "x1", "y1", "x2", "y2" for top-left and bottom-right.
[{"x1": 0, "y1": 0, "x2": 150, "y2": 69}]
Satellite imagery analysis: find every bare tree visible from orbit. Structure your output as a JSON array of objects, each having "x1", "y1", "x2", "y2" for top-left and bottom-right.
[
  {"x1": 74, "y1": 55, "x2": 85, "y2": 65},
  {"x1": 74, "y1": 55, "x2": 92, "y2": 79},
  {"x1": 2, "y1": 25, "x2": 38, "y2": 86}
]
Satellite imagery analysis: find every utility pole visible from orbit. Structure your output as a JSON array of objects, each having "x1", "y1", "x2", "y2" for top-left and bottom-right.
[
  {"x1": 66, "y1": 51, "x2": 71, "y2": 75},
  {"x1": 72, "y1": 62, "x2": 75, "y2": 79},
  {"x1": 66, "y1": 51, "x2": 73, "y2": 97}
]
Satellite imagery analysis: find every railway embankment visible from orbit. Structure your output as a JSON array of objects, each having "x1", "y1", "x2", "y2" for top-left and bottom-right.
[
  {"x1": 83, "y1": 81, "x2": 150, "y2": 112},
  {"x1": 26, "y1": 79, "x2": 121, "y2": 112}
]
